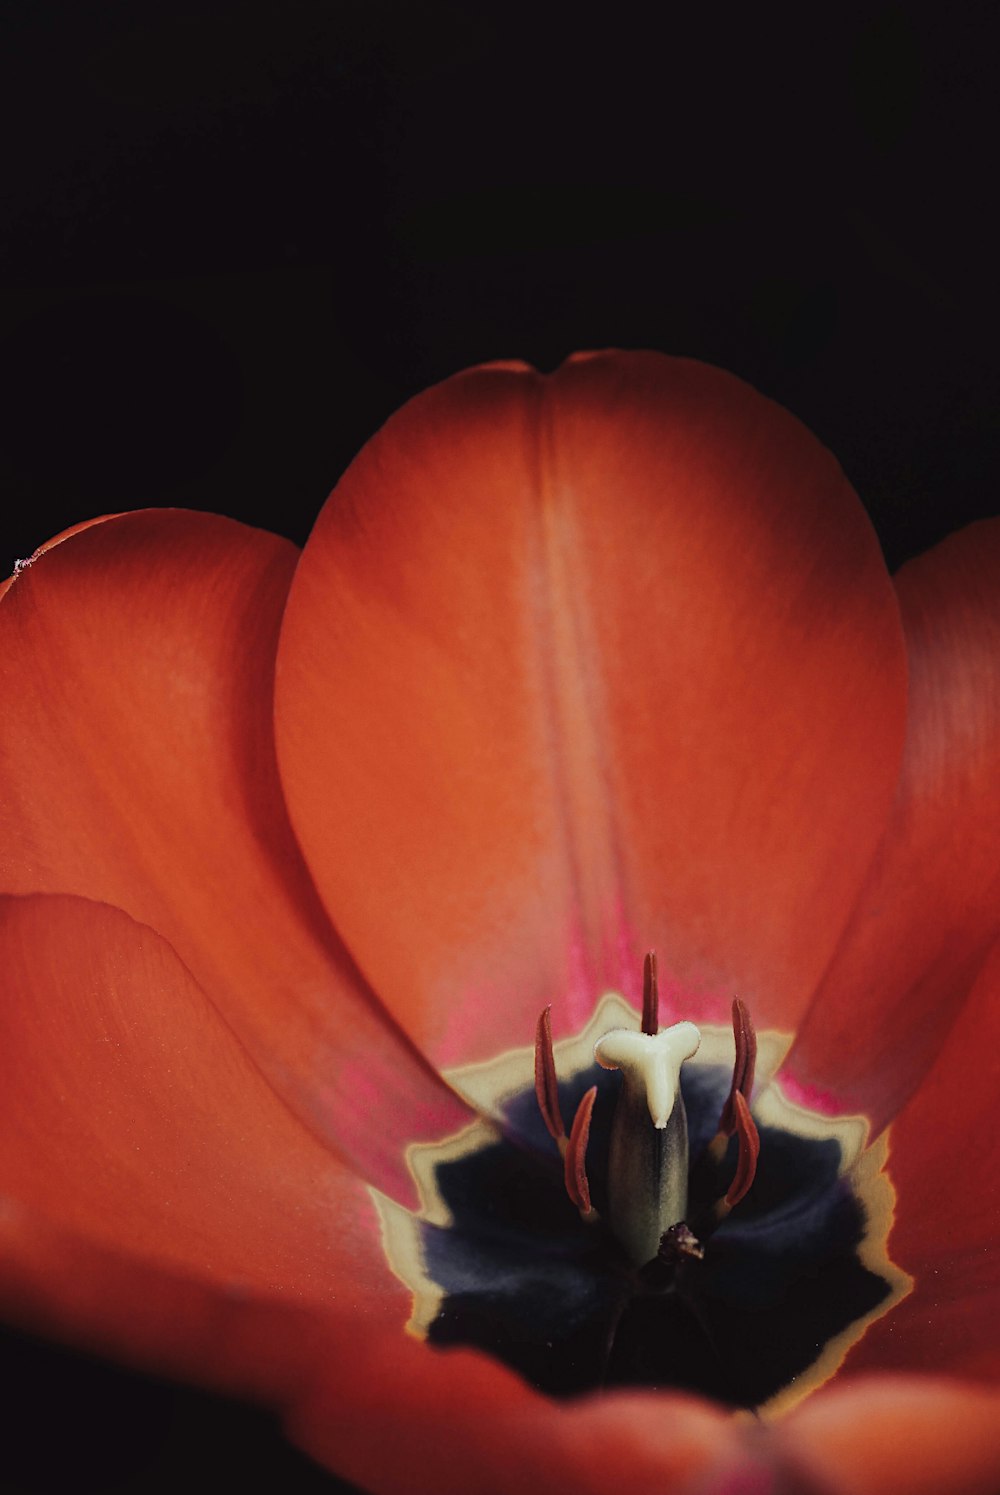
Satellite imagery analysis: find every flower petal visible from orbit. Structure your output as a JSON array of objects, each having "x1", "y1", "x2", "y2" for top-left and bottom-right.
[
  {"x1": 0, "y1": 511, "x2": 472, "y2": 1197},
  {"x1": 0, "y1": 893, "x2": 405, "y2": 1306},
  {"x1": 276, "y1": 352, "x2": 906, "y2": 1071},
  {"x1": 288, "y1": 1330, "x2": 742, "y2": 1495},
  {"x1": 1, "y1": 1184, "x2": 734, "y2": 1493},
  {"x1": 785, "y1": 520, "x2": 1000, "y2": 1129},
  {"x1": 3, "y1": 1202, "x2": 742, "y2": 1495},
  {"x1": 777, "y1": 1376, "x2": 1000, "y2": 1495},
  {"x1": 837, "y1": 937, "x2": 1000, "y2": 1383},
  {"x1": 292, "y1": 1338, "x2": 1000, "y2": 1495},
  {"x1": 0, "y1": 1203, "x2": 383, "y2": 1409}
]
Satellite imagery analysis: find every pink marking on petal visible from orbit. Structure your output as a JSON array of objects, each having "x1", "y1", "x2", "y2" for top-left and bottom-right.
[
  {"x1": 323, "y1": 1058, "x2": 474, "y2": 1210},
  {"x1": 777, "y1": 1069, "x2": 853, "y2": 1119}
]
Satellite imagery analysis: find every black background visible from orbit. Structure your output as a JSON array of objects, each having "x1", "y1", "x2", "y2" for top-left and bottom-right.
[{"x1": 0, "y1": 3, "x2": 996, "y2": 1491}]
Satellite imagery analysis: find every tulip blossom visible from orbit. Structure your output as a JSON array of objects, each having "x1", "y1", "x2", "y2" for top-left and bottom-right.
[{"x1": 1, "y1": 350, "x2": 999, "y2": 1494}]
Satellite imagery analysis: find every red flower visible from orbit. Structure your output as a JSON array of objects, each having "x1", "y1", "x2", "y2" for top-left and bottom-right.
[{"x1": 0, "y1": 352, "x2": 998, "y2": 1494}]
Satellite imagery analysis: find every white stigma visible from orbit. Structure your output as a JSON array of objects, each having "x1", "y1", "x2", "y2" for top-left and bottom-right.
[{"x1": 594, "y1": 1022, "x2": 701, "y2": 1129}]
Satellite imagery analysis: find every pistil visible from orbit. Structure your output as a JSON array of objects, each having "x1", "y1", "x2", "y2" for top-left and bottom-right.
[
  {"x1": 594, "y1": 1019, "x2": 701, "y2": 1265},
  {"x1": 532, "y1": 960, "x2": 761, "y2": 1268}
]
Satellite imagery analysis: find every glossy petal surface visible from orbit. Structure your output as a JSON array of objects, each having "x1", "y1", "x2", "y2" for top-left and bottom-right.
[
  {"x1": 787, "y1": 520, "x2": 1000, "y2": 1128},
  {"x1": 0, "y1": 512, "x2": 471, "y2": 1197},
  {"x1": 276, "y1": 352, "x2": 906, "y2": 1072},
  {"x1": 0, "y1": 894, "x2": 403, "y2": 1307}
]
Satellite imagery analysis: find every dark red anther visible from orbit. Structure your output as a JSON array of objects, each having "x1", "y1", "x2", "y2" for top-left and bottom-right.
[
  {"x1": 564, "y1": 1085, "x2": 598, "y2": 1215},
  {"x1": 718, "y1": 996, "x2": 757, "y2": 1136},
  {"x1": 641, "y1": 950, "x2": 659, "y2": 1036},
  {"x1": 724, "y1": 1090, "x2": 760, "y2": 1209},
  {"x1": 534, "y1": 1005, "x2": 566, "y2": 1144}
]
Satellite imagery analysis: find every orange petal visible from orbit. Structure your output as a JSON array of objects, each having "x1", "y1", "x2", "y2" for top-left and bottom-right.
[
  {"x1": 276, "y1": 351, "x2": 906, "y2": 1071},
  {"x1": 0, "y1": 511, "x2": 472, "y2": 1199},
  {"x1": 1, "y1": 1188, "x2": 738, "y2": 1494},
  {"x1": 0, "y1": 893, "x2": 407, "y2": 1309},
  {"x1": 839, "y1": 937, "x2": 1000, "y2": 1383},
  {"x1": 778, "y1": 1376, "x2": 1000, "y2": 1495},
  {"x1": 2, "y1": 512, "x2": 125, "y2": 598},
  {"x1": 786, "y1": 520, "x2": 1000, "y2": 1130},
  {"x1": 0, "y1": 1203, "x2": 384, "y2": 1409},
  {"x1": 289, "y1": 1329, "x2": 743, "y2": 1495},
  {"x1": 3, "y1": 1204, "x2": 742, "y2": 1495}
]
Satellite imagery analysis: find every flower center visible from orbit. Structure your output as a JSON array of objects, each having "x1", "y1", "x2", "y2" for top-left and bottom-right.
[
  {"x1": 373, "y1": 956, "x2": 912, "y2": 1415},
  {"x1": 539, "y1": 953, "x2": 757, "y2": 1269}
]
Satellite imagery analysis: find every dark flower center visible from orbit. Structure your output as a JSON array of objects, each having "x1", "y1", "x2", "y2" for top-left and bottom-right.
[{"x1": 374, "y1": 966, "x2": 910, "y2": 1415}]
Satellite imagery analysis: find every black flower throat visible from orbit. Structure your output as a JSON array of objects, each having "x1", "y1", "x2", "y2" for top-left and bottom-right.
[{"x1": 374, "y1": 968, "x2": 910, "y2": 1415}]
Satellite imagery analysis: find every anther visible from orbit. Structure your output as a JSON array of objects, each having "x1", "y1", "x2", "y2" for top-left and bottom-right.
[
  {"x1": 706, "y1": 997, "x2": 757, "y2": 1165},
  {"x1": 713, "y1": 1090, "x2": 760, "y2": 1223},
  {"x1": 564, "y1": 1086, "x2": 598, "y2": 1220},
  {"x1": 719, "y1": 997, "x2": 756, "y2": 1136},
  {"x1": 534, "y1": 1005, "x2": 567, "y2": 1151},
  {"x1": 641, "y1": 950, "x2": 659, "y2": 1036}
]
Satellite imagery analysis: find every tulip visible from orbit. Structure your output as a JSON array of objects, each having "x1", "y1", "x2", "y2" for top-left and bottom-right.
[{"x1": 0, "y1": 351, "x2": 997, "y2": 1494}]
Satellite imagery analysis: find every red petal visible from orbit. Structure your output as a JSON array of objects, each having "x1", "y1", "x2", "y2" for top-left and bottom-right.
[
  {"x1": 842, "y1": 937, "x2": 1000, "y2": 1381},
  {"x1": 299, "y1": 1342, "x2": 1000, "y2": 1495},
  {"x1": 276, "y1": 352, "x2": 906, "y2": 1069},
  {"x1": 0, "y1": 1200, "x2": 744, "y2": 1495},
  {"x1": 0, "y1": 511, "x2": 471, "y2": 1197},
  {"x1": 0, "y1": 1183, "x2": 742, "y2": 1495},
  {"x1": 0, "y1": 1204, "x2": 395, "y2": 1408},
  {"x1": 779, "y1": 1376, "x2": 1000, "y2": 1495},
  {"x1": 290, "y1": 1331, "x2": 741, "y2": 1495},
  {"x1": 0, "y1": 893, "x2": 407, "y2": 1305},
  {"x1": 786, "y1": 520, "x2": 1000, "y2": 1129}
]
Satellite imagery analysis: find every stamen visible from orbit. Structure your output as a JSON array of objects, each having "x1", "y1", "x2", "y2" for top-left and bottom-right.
[
  {"x1": 719, "y1": 997, "x2": 757, "y2": 1136},
  {"x1": 534, "y1": 1005, "x2": 567, "y2": 1148},
  {"x1": 726, "y1": 1091, "x2": 760, "y2": 1207},
  {"x1": 713, "y1": 1090, "x2": 760, "y2": 1223},
  {"x1": 564, "y1": 1085, "x2": 598, "y2": 1218},
  {"x1": 641, "y1": 950, "x2": 659, "y2": 1036},
  {"x1": 705, "y1": 997, "x2": 757, "y2": 1167}
]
